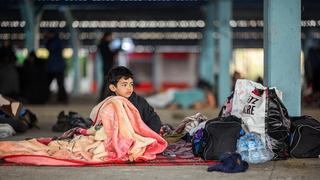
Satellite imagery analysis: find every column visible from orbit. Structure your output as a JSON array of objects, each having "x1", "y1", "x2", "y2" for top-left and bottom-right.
[
  {"x1": 263, "y1": 0, "x2": 301, "y2": 115},
  {"x1": 217, "y1": 0, "x2": 232, "y2": 106},
  {"x1": 199, "y1": 0, "x2": 217, "y2": 87}
]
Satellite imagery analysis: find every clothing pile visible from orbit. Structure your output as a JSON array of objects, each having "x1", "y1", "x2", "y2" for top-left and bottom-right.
[{"x1": 0, "y1": 94, "x2": 38, "y2": 138}]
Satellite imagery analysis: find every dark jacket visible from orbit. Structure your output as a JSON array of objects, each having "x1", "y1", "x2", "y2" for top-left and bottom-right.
[
  {"x1": 128, "y1": 92, "x2": 162, "y2": 133},
  {"x1": 46, "y1": 36, "x2": 65, "y2": 73},
  {"x1": 98, "y1": 40, "x2": 120, "y2": 75}
]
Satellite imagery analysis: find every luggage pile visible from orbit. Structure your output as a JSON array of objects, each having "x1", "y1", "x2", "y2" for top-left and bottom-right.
[{"x1": 190, "y1": 79, "x2": 320, "y2": 164}]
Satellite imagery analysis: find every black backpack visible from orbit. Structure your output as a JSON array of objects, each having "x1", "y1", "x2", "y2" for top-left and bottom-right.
[
  {"x1": 289, "y1": 116, "x2": 320, "y2": 158},
  {"x1": 265, "y1": 88, "x2": 291, "y2": 160},
  {"x1": 194, "y1": 115, "x2": 242, "y2": 160}
]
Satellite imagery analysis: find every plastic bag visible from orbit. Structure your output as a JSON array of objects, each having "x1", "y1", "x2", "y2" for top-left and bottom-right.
[{"x1": 237, "y1": 133, "x2": 274, "y2": 164}]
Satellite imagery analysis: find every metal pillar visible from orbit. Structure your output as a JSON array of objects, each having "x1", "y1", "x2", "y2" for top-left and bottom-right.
[
  {"x1": 61, "y1": 6, "x2": 81, "y2": 95},
  {"x1": 20, "y1": 0, "x2": 42, "y2": 52},
  {"x1": 217, "y1": 0, "x2": 232, "y2": 106},
  {"x1": 263, "y1": 0, "x2": 301, "y2": 116},
  {"x1": 199, "y1": 0, "x2": 216, "y2": 87}
]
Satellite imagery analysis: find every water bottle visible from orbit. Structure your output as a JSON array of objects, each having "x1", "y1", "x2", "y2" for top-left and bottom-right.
[
  {"x1": 239, "y1": 150, "x2": 249, "y2": 162},
  {"x1": 255, "y1": 134, "x2": 265, "y2": 150},
  {"x1": 249, "y1": 149, "x2": 261, "y2": 164},
  {"x1": 247, "y1": 136, "x2": 257, "y2": 151},
  {"x1": 248, "y1": 133, "x2": 273, "y2": 163},
  {"x1": 237, "y1": 136, "x2": 248, "y2": 153}
]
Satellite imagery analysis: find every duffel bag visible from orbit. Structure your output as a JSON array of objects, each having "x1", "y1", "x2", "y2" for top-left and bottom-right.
[{"x1": 289, "y1": 115, "x2": 320, "y2": 158}]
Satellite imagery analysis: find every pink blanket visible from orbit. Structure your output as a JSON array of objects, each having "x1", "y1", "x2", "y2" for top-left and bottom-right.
[{"x1": 0, "y1": 96, "x2": 167, "y2": 165}]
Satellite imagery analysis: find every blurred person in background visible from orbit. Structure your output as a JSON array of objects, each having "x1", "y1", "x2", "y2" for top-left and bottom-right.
[
  {"x1": 98, "y1": 32, "x2": 121, "y2": 102},
  {"x1": 304, "y1": 42, "x2": 320, "y2": 106},
  {"x1": 255, "y1": 76, "x2": 263, "y2": 85},
  {"x1": 20, "y1": 51, "x2": 49, "y2": 104},
  {"x1": 168, "y1": 80, "x2": 216, "y2": 110},
  {"x1": 147, "y1": 79, "x2": 216, "y2": 110},
  {"x1": 45, "y1": 32, "x2": 68, "y2": 104},
  {"x1": 0, "y1": 40, "x2": 20, "y2": 99},
  {"x1": 232, "y1": 71, "x2": 242, "y2": 91}
]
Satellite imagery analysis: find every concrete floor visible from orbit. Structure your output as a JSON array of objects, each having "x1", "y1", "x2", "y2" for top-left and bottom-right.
[{"x1": 1, "y1": 95, "x2": 320, "y2": 180}]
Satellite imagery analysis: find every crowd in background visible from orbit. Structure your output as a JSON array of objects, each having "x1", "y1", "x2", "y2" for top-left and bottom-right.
[
  {"x1": 0, "y1": 32, "x2": 68, "y2": 105},
  {"x1": 0, "y1": 36, "x2": 319, "y2": 108}
]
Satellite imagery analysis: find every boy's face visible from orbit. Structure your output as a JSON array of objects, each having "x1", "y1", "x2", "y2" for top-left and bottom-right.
[{"x1": 109, "y1": 77, "x2": 134, "y2": 98}]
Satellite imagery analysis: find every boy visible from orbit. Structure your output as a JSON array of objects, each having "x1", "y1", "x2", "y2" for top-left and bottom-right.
[{"x1": 105, "y1": 66, "x2": 162, "y2": 133}]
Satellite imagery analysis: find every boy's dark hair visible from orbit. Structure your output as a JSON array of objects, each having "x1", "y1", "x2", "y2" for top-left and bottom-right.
[{"x1": 105, "y1": 66, "x2": 134, "y2": 96}]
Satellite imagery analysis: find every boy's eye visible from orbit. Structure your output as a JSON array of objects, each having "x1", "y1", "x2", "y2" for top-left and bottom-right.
[{"x1": 119, "y1": 82, "x2": 133, "y2": 87}]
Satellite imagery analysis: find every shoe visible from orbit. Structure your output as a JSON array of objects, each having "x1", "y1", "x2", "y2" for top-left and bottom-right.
[{"x1": 52, "y1": 111, "x2": 71, "y2": 132}]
